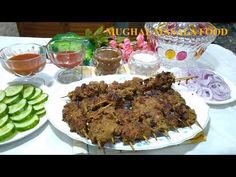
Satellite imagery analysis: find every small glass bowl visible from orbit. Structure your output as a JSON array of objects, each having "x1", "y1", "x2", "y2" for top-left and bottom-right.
[
  {"x1": 93, "y1": 47, "x2": 122, "y2": 75},
  {"x1": 0, "y1": 43, "x2": 47, "y2": 76},
  {"x1": 145, "y1": 22, "x2": 217, "y2": 69},
  {"x1": 46, "y1": 39, "x2": 86, "y2": 84},
  {"x1": 128, "y1": 50, "x2": 160, "y2": 76}
]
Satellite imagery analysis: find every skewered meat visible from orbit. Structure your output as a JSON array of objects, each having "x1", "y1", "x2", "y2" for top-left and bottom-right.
[
  {"x1": 68, "y1": 81, "x2": 108, "y2": 101},
  {"x1": 63, "y1": 101, "x2": 87, "y2": 137},
  {"x1": 67, "y1": 71, "x2": 176, "y2": 102},
  {"x1": 120, "y1": 121, "x2": 152, "y2": 144},
  {"x1": 115, "y1": 108, "x2": 133, "y2": 125},
  {"x1": 62, "y1": 72, "x2": 197, "y2": 149},
  {"x1": 88, "y1": 118, "x2": 119, "y2": 146}
]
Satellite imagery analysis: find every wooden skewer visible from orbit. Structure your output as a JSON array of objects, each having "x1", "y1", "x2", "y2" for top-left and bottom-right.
[
  {"x1": 147, "y1": 75, "x2": 197, "y2": 82},
  {"x1": 152, "y1": 133, "x2": 158, "y2": 141},
  {"x1": 175, "y1": 76, "x2": 198, "y2": 82},
  {"x1": 93, "y1": 100, "x2": 108, "y2": 108},
  {"x1": 143, "y1": 135, "x2": 150, "y2": 143},
  {"x1": 173, "y1": 126, "x2": 179, "y2": 133},
  {"x1": 111, "y1": 137, "x2": 115, "y2": 144},
  {"x1": 178, "y1": 118, "x2": 192, "y2": 129},
  {"x1": 129, "y1": 142, "x2": 135, "y2": 151},
  {"x1": 97, "y1": 141, "x2": 102, "y2": 149},
  {"x1": 82, "y1": 129, "x2": 89, "y2": 139},
  {"x1": 195, "y1": 121, "x2": 204, "y2": 130},
  {"x1": 61, "y1": 92, "x2": 73, "y2": 98},
  {"x1": 156, "y1": 130, "x2": 169, "y2": 139},
  {"x1": 164, "y1": 131, "x2": 171, "y2": 140},
  {"x1": 99, "y1": 103, "x2": 112, "y2": 111},
  {"x1": 186, "y1": 122, "x2": 193, "y2": 129}
]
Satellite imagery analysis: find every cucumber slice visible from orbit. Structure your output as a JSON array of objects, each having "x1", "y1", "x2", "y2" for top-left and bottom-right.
[
  {"x1": 0, "y1": 122, "x2": 15, "y2": 142},
  {"x1": 36, "y1": 108, "x2": 46, "y2": 118},
  {"x1": 28, "y1": 93, "x2": 48, "y2": 106},
  {"x1": 0, "y1": 90, "x2": 5, "y2": 102},
  {"x1": 8, "y1": 99, "x2": 27, "y2": 115},
  {"x1": 0, "y1": 103, "x2": 8, "y2": 118},
  {"x1": 0, "y1": 115, "x2": 9, "y2": 128},
  {"x1": 5, "y1": 85, "x2": 24, "y2": 97},
  {"x1": 3, "y1": 94, "x2": 21, "y2": 105},
  {"x1": 29, "y1": 88, "x2": 42, "y2": 100},
  {"x1": 23, "y1": 86, "x2": 35, "y2": 100},
  {"x1": 14, "y1": 114, "x2": 39, "y2": 132},
  {"x1": 10, "y1": 105, "x2": 33, "y2": 122},
  {"x1": 33, "y1": 103, "x2": 45, "y2": 111}
]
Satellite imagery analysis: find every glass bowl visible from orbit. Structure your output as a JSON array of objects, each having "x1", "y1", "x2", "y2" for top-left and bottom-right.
[
  {"x1": 128, "y1": 50, "x2": 160, "y2": 76},
  {"x1": 0, "y1": 43, "x2": 47, "y2": 77},
  {"x1": 145, "y1": 22, "x2": 217, "y2": 69},
  {"x1": 46, "y1": 38, "x2": 86, "y2": 84},
  {"x1": 93, "y1": 47, "x2": 122, "y2": 75}
]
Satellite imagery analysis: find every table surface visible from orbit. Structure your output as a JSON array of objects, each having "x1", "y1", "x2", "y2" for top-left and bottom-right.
[{"x1": 0, "y1": 36, "x2": 236, "y2": 155}]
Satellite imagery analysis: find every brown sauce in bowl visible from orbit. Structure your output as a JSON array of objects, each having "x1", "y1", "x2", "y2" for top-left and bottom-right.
[{"x1": 94, "y1": 47, "x2": 122, "y2": 75}]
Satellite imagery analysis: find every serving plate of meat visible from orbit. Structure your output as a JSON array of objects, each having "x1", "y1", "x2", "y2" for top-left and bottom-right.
[{"x1": 47, "y1": 72, "x2": 209, "y2": 151}]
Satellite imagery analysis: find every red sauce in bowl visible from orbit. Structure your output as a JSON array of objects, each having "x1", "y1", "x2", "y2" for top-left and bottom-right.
[
  {"x1": 7, "y1": 53, "x2": 46, "y2": 76},
  {"x1": 54, "y1": 51, "x2": 83, "y2": 69}
]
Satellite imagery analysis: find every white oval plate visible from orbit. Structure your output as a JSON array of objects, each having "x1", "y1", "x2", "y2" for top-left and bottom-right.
[
  {"x1": 172, "y1": 68, "x2": 236, "y2": 105},
  {"x1": 47, "y1": 74, "x2": 210, "y2": 151},
  {"x1": 204, "y1": 76, "x2": 236, "y2": 105},
  {"x1": 0, "y1": 83, "x2": 49, "y2": 145}
]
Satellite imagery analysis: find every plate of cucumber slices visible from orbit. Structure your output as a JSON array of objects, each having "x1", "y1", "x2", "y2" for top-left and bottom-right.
[{"x1": 0, "y1": 83, "x2": 49, "y2": 145}]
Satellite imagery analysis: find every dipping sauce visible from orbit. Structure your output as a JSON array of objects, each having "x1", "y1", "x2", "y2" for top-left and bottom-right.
[
  {"x1": 7, "y1": 53, "x2": 46, "y2": 76},
  {"x1": 94, "y1": 47, "x2": 122, "y2": 75},
  {"x1": 54, "y1": 51, "x2": 83, "y2": 69},
  {"x1": 128, "y1": 50, "x2": 160, "y2": 76}
]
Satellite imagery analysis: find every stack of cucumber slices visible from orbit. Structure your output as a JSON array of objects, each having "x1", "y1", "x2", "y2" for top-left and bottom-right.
[{"x1": 0, "y1": 84, "x2": 48, "y2": 142}]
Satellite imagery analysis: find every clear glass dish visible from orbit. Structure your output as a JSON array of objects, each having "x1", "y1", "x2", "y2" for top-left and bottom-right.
[
  {"x1": 128, "y1": 50, "x2": 160, "y2": 76},
  {"x1": 0, "y1": 43, "x2": 47, "y2": 84},
  {"x1": 46, "y1": 39, "x2": 86, "y2": 84},
  {"x1": 93, "y1": 47, "x2": 122, "y2": 75},
  {"x1": 145, "y1": 22, "x2": 217, "y2": 69}
]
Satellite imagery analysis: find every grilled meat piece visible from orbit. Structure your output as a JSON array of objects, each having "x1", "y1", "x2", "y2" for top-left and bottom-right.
[
  {"x1": 143, "y1": 71, "x2": 175, "y2": 91},
  {"x1": 115, "y1": 108, "x2": 133, "y2": 125},
  {"x1": 88, "y1": 118, "x2": 119, "y2": 146},
  {"x1": 68, "y1": 81, "x2": 108, "y2": 101},
  {"x1": 120, "y1": 121, "x2": 152, "y2": 144},
  {"x1": 62, "y1": 102, "x2": 87, "y2": 137}
]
